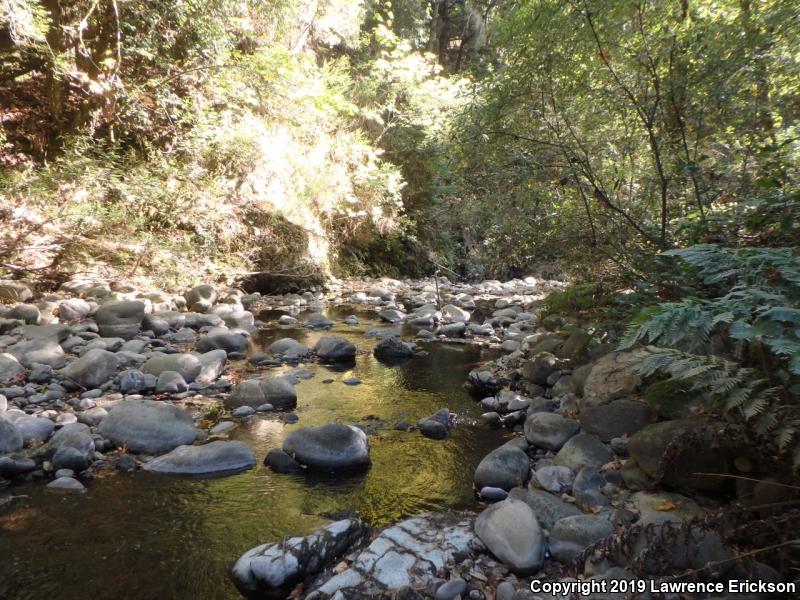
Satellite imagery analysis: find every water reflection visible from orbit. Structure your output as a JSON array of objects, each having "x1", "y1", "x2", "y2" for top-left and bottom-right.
[{"x1": 0, "y1": 308, "x2": 506, "y2": 600}]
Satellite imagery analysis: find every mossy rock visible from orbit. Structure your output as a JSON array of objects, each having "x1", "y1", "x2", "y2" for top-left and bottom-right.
[{"x1": 644, "y1": 379, "x2": 697, "y2": 419}]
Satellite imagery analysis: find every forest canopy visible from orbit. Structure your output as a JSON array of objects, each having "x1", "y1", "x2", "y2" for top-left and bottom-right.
[{"x1": 0, "y1": 0, "x2": 798, "y2": 283}]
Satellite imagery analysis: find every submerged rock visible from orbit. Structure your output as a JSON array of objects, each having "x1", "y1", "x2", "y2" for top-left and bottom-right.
[
  {"x1": 232, "y1": 519, "x2": 367, "y2": 598},
  {"x1": 142, "y1": 441, "x2": 255, "y2": 476},
  {"x1": 47, "y1": 476, "x2": 86, "y2": 493}
]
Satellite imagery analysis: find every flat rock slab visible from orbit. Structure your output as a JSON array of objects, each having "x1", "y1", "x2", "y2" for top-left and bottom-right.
[
  {"x1": 98, "y1": 400, "x2": 198, "y2": 454},
  {"x1": 143, "y1": 440, "x2": 255, "y2": 476},
  {"x1": 313, "y1": 513, "x2": 476, "y2": 597},
  {"x1": 233, "y1": 518, "x2": 367, "y2": 598}
]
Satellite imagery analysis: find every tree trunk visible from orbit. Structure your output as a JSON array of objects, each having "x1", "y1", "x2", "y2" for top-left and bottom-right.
[{"x1": 43, "y1": 0, "x2": 67, "y2": 158}]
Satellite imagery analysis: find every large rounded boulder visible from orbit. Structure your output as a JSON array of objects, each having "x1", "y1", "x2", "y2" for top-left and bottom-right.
[
  {"x1": 94, "y1": 300, "x2": 145, "y2": 340},
  {"x1": 474, "y1": 498, "x2": 545, "y2": 574},
  {"x1": 282, "y1": 423, "x2": 370, "y2": 472},
  {"x1": 474, "y1": 442, "x2": 531, "y2": 491},
  {"x1": 59, "y1": 348, "x2": 118, "y2": 389},
  {"x1": 98, "y1": 400, "x2": 198, "y2": 454}
]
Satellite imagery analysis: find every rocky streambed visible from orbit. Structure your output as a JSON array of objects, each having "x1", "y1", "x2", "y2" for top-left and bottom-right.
[{"x1": 0, "y1": 276, "x2": 793, "y2": 599}]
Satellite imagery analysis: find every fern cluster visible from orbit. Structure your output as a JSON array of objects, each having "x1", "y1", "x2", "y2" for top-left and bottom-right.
[
  {"x1": 626, "y1": 347, "x2": 798, "y2": 463},
  {"x1": 620, "y1": 244, "x2": 800, "y2": 467},
  {"x1": 621, "y1": 245, "x2": 800, "y2": 376}
]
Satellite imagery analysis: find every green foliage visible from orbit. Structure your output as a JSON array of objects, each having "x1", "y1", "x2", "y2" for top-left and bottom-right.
[
  {"x1": 541, "y1": 284, "x2": 601, "y2": 318},
  {"x1": 621, "y1": 244, "x2": 800, "y2": 374},
  {"x1": 627, "y1": 347, "x2": 800, "y2": 465},
  {"x1": 621, "y1": 243, "x2": 800, "y2": 467},
  {"x1": 643, "y1": 378, "x2": 697, "y2": 419}
]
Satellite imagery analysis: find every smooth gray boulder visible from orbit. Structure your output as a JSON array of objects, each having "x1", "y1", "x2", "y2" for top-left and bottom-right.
[
  {"x1": 579, "y1": 399, "x2": 656, "y2": 441},
  {"x1": 582, "y1": 351, "x2": 640, "y2": 406},
  {"x1": 227, "y1": 376, "x2": 297, "y2": 410},
  {"x1": 314, "y1": 337, "x2": 357, "y2": 362},
  {"x1": 7, "y1": 338, "x2": 65, "y2": 368},
  {"x1": 196, "y1": 349, "x2": 227, "y2": 383},
  {"x1": 0, "y1": 419, "x2": 23, "y2": 453},
  {"x1": 155, "y1": 371, "x2": 188, "y2": 394},
  {"x1": 524, "y1": 413, "x2": 580, "y2": 451},
  {"x1": 142, "y1": 440, "x2": 255, "y2": 475},
  {"x1": 141, "y1": 353, "x2": 203, "y2": 383},
  {"x1": 196, "y1": 333, "x2": 248, "y2": 354},
  {"x1": 0, "y1": 353, "x2": 24, "y2": 381},
  {"x1": 474, "y1": 443, "x2": 531, "y2": 491},
  {"x1": 232, "y1": 519, "x2": 367, "y2": 598},
  {"x1": 507, "y1": 488, "x2": 582, "y2": 529},
  {"x1": 98, "y1": 400, "x2": 198, "y2": 454},
  {"x1": 554, "y1": 433, "x2": 614, "y2": 471},
  {"x1": 549, "y1": 514, "x2": 614, "y2": 562},
  {"x1": 15, "y1": 415, "x2": 56, "y2": 445},
  {"x1": 185, "y1": 284, "x2": 217, "y2": 313},
  {"x1": 94, "y1": 300, "x2": 145, "y2": 340},
  {"x1": 60, "y1": 348, "x2": 118, "y2": 389},
  {"x1": 474, "y1": 498, "x2": 545, "y2": 574},
  {"x1": 283, "y1": 423, "x2": 370, "y2": 472},
  {"x1": 48, "y1": 422, "x2": 95, "y2": 459}
]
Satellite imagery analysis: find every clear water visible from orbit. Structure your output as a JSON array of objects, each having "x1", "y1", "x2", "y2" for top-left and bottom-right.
[{"x1": 0, "y1": 307, "x2": 506, "y2": 600}]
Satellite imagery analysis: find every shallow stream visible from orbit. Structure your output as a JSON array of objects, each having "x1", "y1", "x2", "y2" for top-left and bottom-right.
[{"x1": 0, "y1": 306, "x2": 506, "y2": 600}]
